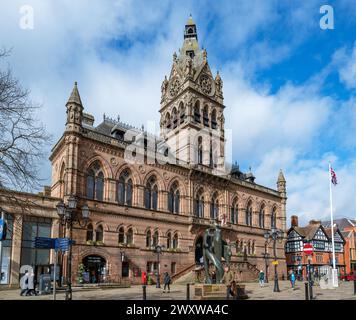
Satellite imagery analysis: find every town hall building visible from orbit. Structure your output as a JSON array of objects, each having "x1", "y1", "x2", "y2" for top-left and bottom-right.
[{"x1": 0, "y1": 16, "x2": 287, "y2": 287}]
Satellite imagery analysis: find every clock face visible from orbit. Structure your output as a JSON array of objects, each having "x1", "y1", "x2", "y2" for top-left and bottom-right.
[
  {"x1": 199, "y1": 74, "x2": 213, "y2": 95},
  {"x1": 169, "y1": 78, "x2": 180, "y2": 97}
]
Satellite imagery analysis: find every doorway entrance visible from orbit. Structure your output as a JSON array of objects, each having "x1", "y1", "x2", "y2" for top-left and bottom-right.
[{"x1": 82, "y1": 255, "x2": 106, "y2": 283}]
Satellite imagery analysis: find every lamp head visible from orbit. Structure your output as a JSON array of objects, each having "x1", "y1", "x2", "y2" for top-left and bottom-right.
[
  {"x1": 68, "y1": 196, "x2": 78, "y2": 209},
  {"x1": 56, "y1": 200, "x2": 65, "y2": 216}
]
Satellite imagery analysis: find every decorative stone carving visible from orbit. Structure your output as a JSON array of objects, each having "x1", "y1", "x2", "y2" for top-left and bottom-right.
[
  {"x1": 139, "y1": 165, "x2": 146, "y2": 174},
  {"x1": 161, "y1": 76, "x2": 168, "y2": 101},
  {"x1": 110, "y1": 157, "x2": 118, "y2": 166},
  {"x1": 199, "y1": 74, "x2": 212, "y2": 95},
  {"x1": 169, "y1": 78, "x2": 180, "y2": 97}
]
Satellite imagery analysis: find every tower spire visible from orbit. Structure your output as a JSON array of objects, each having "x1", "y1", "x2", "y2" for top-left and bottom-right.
[{"x1": 66, "y1": 81, "x2": 83, "y2": 106}]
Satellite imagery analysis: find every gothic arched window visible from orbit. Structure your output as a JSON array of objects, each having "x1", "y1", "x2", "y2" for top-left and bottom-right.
[
  {"x1": 152, "y1": 231, "x2": 159, "y2": 247},
  {"x1": 210, "y1": 192, "x2": 219, "y2": 219},
  {"x1": 259, "y1": 204, "x2": 265, "y2": 228},
  {"x1": 146, "y1": 230, "x2": 151, "y2": 248},
  {"x1": 59, "y1": 163, "x2": 66, "y2": 198},
  {"x1": 231, "y1": 198, "x2": 238, "y2": 224},
  {"x1": 194, "y1": 188, "x2": 204, "y2": 218},
  {"x1": 165, "y1": 112, "x2": 171, "y2": 129},
  {"x1": 194, "y1": 101, "x2": 201, "y2": 123},
  {"x1": 118, "y1": 227, "x2": 125, "y2": 244},
  {"x1": 197, "y1": 136, "x2": 203, "y2": 165},
  {"x1": 86, "y1": 161, "x2": 104, "y2": 201},
  {"x1": 126, "y1": 228, "x2": 133, "y2": 245},
  {"x1": 145, "y1": 176, "x2": 158, "y2": 210},
  {"x1": 179, "y1": 102, "x2": 185, "y2": 124},
  {"x1": 117, "y1": 169, "x2": 133, "y2": 206},
  {"x1": 271, "y1": 207, "x2": 277, "y2": 229},
  {"x1": 96, "y1": 225, "x2": 103, "y2": 242},
  {"x1": 173, "y1": 234, "x2": 178, "y2": 249},
  {"x1": 203, "y1": 105, "x2": 209, "y2": 127},
  {"x1": 172, "y1": 107, "x2": 178, "y2": 129},
  {"x1": 166, "y1": 232, "x2": 172, "y2": 249},
  {"x1": 211, "y1": 109, "x2": 217, "y2": 129},
  {"x1": 168, "y1": 182, "x2": 180, "y2": 214},
  {"x1": 86, "y1": 224, "x2": 93, "y2": 241},
  {"x1": 246, "y1": 201, "x2": 253, "y2": 226}
]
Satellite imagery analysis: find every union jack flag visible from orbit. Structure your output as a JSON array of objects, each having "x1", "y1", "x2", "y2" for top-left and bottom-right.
[{"x1": 330, "y1": 167, "x2": 337, "y2": 185}]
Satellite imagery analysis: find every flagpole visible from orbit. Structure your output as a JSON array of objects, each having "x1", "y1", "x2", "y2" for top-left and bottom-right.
[{"x1": 328, "y1": 162, "x2": 337, "y2": 287}]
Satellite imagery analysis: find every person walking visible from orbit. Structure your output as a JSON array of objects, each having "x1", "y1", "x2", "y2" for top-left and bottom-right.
[
  {"x1": 163, "y1": 272, "x2": 171, "y2": 293},
  {"x1": 27, "y1": 271, "x2": 37, "y2": 296},
  {"x1": 258, "y1": 270, "x2": 265, "y2": 287},
  {"x1": 20, "y1": 271, "x2": 29, "y2": 296},
  {"x1": 290, "y1": 271, "x2": 296, "y2": 290},
  {"x1": 222, "y1": 266, "x2": 235, "y2": 297}
]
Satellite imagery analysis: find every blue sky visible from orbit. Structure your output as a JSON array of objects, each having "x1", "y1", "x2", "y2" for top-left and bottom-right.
[{"x1": 1, "y1": 0, "x2": 356, "y2": 224}]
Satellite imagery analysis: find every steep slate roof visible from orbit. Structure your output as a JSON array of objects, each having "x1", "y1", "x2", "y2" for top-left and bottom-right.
[{"x1": 321, "y1": 218, "x2": 356, "y2": 231}]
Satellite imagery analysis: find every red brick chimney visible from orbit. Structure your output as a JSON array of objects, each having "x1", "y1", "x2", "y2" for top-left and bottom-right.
[{"x1": 291, "y1": 215, "x2": 298, "y2": 227}]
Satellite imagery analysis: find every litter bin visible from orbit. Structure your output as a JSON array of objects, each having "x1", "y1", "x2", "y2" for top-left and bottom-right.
[{"x1": 39, "y1": 274, "x2": 52, "y2": 295}]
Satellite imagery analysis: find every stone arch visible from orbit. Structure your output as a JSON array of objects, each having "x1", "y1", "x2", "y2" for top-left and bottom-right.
[
  {"x1": 142, "y1": 169, "x2": 166, "y2": 191},
  {"x1": 167, "y1": 176, "x2": 188, "y2": 197},
  {"x1": 84, "y1": 155, "x2": 113, "y2": 179},
  {"x1": 94, "y1": 221, "x2": 109, "y2": 232},
  {"x1": 114, "y1": 163, "x2": 141, "y2": 185}
]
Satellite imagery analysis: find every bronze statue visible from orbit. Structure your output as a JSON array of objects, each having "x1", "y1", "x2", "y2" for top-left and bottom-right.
[{"x1": 202, "y1": 221, "x2": 232, "y2": 284}]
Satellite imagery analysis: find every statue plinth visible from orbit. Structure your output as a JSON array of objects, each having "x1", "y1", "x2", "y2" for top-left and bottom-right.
[{"x1": 192, "y1": 284, "x2": 227, "y2": 300}]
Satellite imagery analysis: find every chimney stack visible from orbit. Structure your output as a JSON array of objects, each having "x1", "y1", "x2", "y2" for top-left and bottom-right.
[
  {"x1": 309, "y1": 220, "x2": 321, "y2": 225},
  {"x1": 291, "y1": 215, "x2": 298, "y2": 227}
]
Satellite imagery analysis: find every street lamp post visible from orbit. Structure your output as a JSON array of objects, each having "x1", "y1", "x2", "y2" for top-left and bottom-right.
[
  {"x1": 264, "y1": 228, "x2": 284, "y2": 293},
  {"x1": 154, "y1": 245, "x2": 164, "y2": 289},
  {"x1": 262, "y1": 251, "x2": 270, "y2": 283},
  {"x1": 56, "y1": 196, "x2": 90, "y2": 301}
]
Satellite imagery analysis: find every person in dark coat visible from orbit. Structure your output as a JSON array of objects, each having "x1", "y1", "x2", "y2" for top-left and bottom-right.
[
  {"x1": 27, "y1": 271, "x2": 37, "y2": 296},
  {"x1": 163, "y1": 272, "x2": 171, "y2": 293}
]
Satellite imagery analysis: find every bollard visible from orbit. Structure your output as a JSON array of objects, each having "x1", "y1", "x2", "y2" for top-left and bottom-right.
[
  {"x1": 186, "y1": 283, "x2": 190, "y2": 300},
  {"x1": 142, "y1": 285, "x2": 147, "y2": 300},
  {"x1": 304, "y1": 282, "x2": 309, "y2": 300},
  {"x1": 354, "y1": 272, "x2": 356, "y2": 295},
  {"x1": 309, "y1": 281, "x2": 313, "y2": 300}
]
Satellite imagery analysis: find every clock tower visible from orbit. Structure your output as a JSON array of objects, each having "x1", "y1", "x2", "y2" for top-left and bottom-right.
[{"x1": 159, "y1": 15, "x2": 226, "y2": 174}]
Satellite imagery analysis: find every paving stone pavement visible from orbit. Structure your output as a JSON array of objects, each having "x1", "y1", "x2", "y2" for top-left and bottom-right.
[{"x1": 0, "y1": 281, "x2": 355, "y2": 300}]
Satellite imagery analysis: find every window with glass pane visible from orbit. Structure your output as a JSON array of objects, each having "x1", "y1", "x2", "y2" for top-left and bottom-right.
[
  {"x1": 173, "y1": 234, "x2": 178, "y2": 249},
  {"x1": 117, "y1": 178, "x2": 125, "y2": 204},
  {"x1": 152, "y1": 231, "x2": 159, "y2": 247},
  {"x1": 86, "y1": 161, "x2": 105, "y2": 201},
  {"x1": 126, "y1": 228, "x2": 133, "y2": 245},
  {"x1": 118, "y1": 227, "x2": 125, "y2": 244},
  {"x1": 20, "y1": 217, "x2": 52, "y2": 269},
  {"x1": 146, "y1": 231, "x2": 151, "y2": 248},
  {"x1": 1, "y1": 214, "x2": 13, "y2": 284},
  {"x1": 86, "y1": 224, "x2": 93, "y2": 241},
  {"x1": 96, "y1": 225, "x2": 103, "y2": 242},
  {"x1": 166, "y1": 233, "x2": 171, "y2": 249},
  {"x1": 259, "y1": 205, "x2": 265, "y2": 228}
]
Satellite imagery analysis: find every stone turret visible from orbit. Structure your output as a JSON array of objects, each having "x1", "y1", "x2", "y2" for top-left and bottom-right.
[
  {"x1": 277, "y1": 169, "x2": 287, "y2": 231},
  {"x1": 65, "y1": 81, "x2": 83, "y2": 132}
]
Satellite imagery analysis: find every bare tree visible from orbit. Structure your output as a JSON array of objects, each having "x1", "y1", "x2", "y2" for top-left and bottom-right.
[{"x1": 0, "y1": 48, "x2": 52, "y2": 191}]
